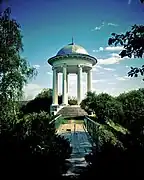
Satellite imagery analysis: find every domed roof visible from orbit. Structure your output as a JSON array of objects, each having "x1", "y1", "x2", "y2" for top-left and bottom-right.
[{"x1": 56, "y1": 43, "x2": 89, "y2": 56}]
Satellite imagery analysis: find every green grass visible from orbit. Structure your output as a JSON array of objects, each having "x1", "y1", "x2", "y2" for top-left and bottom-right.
[
  {"x1": 106, "y1": 120, "x2": 129, "y2": 135},
  {"x1": 55, "y1": 118, "x2": 68, "y2": 129},
  {"x1": 73, "y1": 120, "x2": 84, "y2": 124},
  {"x1": 86, "y1": 116, "x2": 129, "y2": 148}
]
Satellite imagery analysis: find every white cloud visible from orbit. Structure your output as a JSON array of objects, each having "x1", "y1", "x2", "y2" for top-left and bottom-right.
[
  {"x1": 92, "y1": 47, "x2": 103, "y2": 53},
  {"x1": 93, "y1": 26, "x2": 101, "y2": 31},
  {"x1": 116, "y1": 76, "x2": 130, "y2": 81},
  {"x1": 92, "y1": 65, "x2": 115, "y2": 73},
  {"x1": 123, "y1": 75, "x2": 130, "y2": 79},
  {"x1": 93, "y1": 65, "x2": 104, "y2": 72},
  {"x1": 97, "y1": 52, "x2": 130, "y2": 65},
  {"x1": 47, "y1": 72, "x2": 52, "y2": 75},
  {"x1": 98, "y1": 72, "x2": 105, "y2": 75},
  {"x1": 92, "y1": 79, "x2": 106, "y2": 83},
  {"x1": 108, "y1": 82, "x2": 116, "y2": 85},
  {"x1": 91, "y1": 22, "x2": 105, "y2": 31},
  {"x1": 98, "y1": 56, "x2": 121, "y2": 65},
  {"x1": 114, "y1": 74, "x2": 118, "y2": 77},
  {"x1": 91, "y1": 22, "x2": 118, "y2": 32},
  {"x1": 128, "y1": 0, "x2": 132, "y2": 5},
  {"x1": 99, "y1": 47, "x2": 104, "y2": 51},
  {"x1": 93, "y1": 46, "x2": 123, "y2": 53},
  {"x1": 92, "y1": 67, "x2": 99, "y2": 72},
  {"x1": 96, "y1": 65, "x2": 103, "y2": 69},
  {"x1": 103, "y1": 68, "x2": 116, "y2": 71},
  {"x1": 33, "y1": 64, "x2": 40, "y2": 69},
  {"x1": 105, "y1": 46, "x2": 123, "y2": 51},
  {"x1": 116, "y1": 77, "x2": 127, "y2": 81},
  {"x1": 111, "y1": 53, "x2": 120, "y2": 57},
  {"x1": 108, "y1": 22, "x2": 118, "y2": 27},
  {"x1": 23, "y1": 83, "x2": 44, "y2": 100}
]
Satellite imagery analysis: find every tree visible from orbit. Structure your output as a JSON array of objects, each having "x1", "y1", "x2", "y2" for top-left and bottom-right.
[
  {"x1": 108, "y1": 25, "x2": 144, "y2": 79},
  {"x1": 80, "y1": 91, "x2": 144, "y2": 179},
  {"x1": 81, "y1": 92, "x2": 123, "y2": 123},
  {"x1": 0, "y1": 7, "x2": 36, "y2": 122},
  {"x1": 0, "y1": 9, "x2": 71, "y2": 175},
  {"x1": 116, "y1": 88, "x2": 144, "y2": 139},
  {"x1": 36, "y1": 88, "x2": 53, "y2": 98},
  {"x1": 108, "y1": 0, "x2": 144, "y2": 79},
  {"x1": 21, "y1": 88, "x2": 62, "y2": 115},
  {"x1": 0, "y1": 111, "x2": 72, "y2": 177},
  {"x1": 80, "y1": 91, "x2": 97, "y2": 114}
]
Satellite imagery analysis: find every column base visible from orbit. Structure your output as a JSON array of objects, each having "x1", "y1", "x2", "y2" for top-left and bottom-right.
[
  {"x1": 77, "y1": 101, "x2": 81, "y2": 105},
  {"x1": 50, "y1": 104, "x2": 59, "y2": 116},
  {"x1": 61, "y1": 103, "x2": 68, "y2": 106}
]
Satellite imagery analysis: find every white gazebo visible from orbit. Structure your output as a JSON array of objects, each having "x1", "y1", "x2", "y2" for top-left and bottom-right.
[{"x1": 48, "y1": 40, "x2": 97, "y2": 115}]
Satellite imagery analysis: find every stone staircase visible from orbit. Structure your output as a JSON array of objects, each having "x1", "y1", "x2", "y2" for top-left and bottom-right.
[{"x1": 57, "y1": 105, "x2": 88, "y2": 118}]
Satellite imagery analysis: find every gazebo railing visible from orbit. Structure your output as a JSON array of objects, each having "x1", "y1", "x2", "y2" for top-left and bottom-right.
[{"x1": 84, "y1": 116, "x2": 100, "y2": 148}]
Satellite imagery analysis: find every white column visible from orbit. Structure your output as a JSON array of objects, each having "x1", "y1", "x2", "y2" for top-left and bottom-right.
[
  {"x1": 77, "y1": 65, "x2": 82, "y2": 105},
  {"x1": 87, "y1": 69, "x2": 92, "y2": 92},
  {"x1": 56, "y1": 71, "x2": 58, "y2": 104},
  {"x1": 66, "y1": 73, "x2": 68, "y2": 104},
  {"x1": 52, "y1": 67, "x2": 58, "y2": 104},
  {"x1": 62, "y1": 64, "x2": 67, "y2": 105}
]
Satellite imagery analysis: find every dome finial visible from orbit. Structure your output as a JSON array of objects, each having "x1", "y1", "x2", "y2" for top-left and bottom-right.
[{"x1": 72, "y1": 36, "x2": 74, "y2": 45}]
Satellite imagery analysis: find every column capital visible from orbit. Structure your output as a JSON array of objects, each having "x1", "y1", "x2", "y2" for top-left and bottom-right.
[
  {"x1": 63, "y1": 63, "x2": 67, "y2": 68},
  {"x1": 52, "y1": 67, "x2": 56, "y2": 71},
  {"x1": 60, "y1": 64, "x2": 67, "y2": 68},
  {"x1": 86, "y1": 68, "x2": 92, "y2": 73},
  {"x1": 77, "y1": 64, "x2": 83, "y2": 68}
]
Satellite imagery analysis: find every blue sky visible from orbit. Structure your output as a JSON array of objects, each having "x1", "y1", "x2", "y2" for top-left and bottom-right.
[{"x1": 7, "y1": 0, "x2": 144, "y2": 99}]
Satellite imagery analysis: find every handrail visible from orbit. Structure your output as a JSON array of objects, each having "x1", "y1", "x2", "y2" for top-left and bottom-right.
[
  {"x1": 49, "y1": 114, "x2": 62, "y2": 124},
  {"x1": 84, "y1": 115, "x2": 127, "y2": 151},
  {"x1": 84, "y1": 116, "x2": 100, "y2": 126},
  {"x1": 84, "y1": 115, "x2": 100, "y2": 149}
]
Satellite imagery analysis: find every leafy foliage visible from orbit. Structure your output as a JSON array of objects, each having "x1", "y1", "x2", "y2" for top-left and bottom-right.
[
  {"x1": 108, "y1": 24, "x2": 144, "y2": 79},
  {"x1": 0, "y1": 8, "x2": 71, "y2": 178},
  {"x1": 0, "y1": 7, "x2": 36, "y2": 121},
  {"x1": 82, "y1": 89, "x2": 144, "y2": 136},
  {"x1": 0, "y1": 112, "x2": 72, "y2": 177},
  {"x1": 128, "y1": 65, "x2": 144, "y2": 78},
  {"x1": 80, "y1": 88, "x2": 144, "y2": 179},
  {"x1": 21, "y1": 88, "x2": 62, "y2": 115},
  {"x1": 80, "y1": 91, "x2": 97, "y2": 114},
  {"x1": 81, "y1": 137, "x2": 144, "y2": 179},
  {"x1": 116, "y1": 89, "x2": 144, "y2": 143},
  {"x1": 68, "y1": 97, "x2": 78, "y2": 105},
  {"x1": 81, "y1": 92, "x2": 123, "y2": 123}
]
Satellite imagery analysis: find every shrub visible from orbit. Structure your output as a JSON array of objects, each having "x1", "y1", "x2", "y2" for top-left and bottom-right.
[{"x1": 0, "y1": 112, "x2": 72, "y2": 177}]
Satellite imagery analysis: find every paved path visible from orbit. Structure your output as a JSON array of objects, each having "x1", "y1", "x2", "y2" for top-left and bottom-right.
[{"x1": 57, "y1": 120, "x2": 92, "y2": 176}]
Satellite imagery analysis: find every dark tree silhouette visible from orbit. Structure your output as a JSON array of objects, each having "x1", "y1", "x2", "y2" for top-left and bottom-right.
[
  {"x1": 108, "y1": 25, "x2": 144, "y2": 79},
  {"x1": 20, "y1": 88, "x2": 62, "y2": 115}
]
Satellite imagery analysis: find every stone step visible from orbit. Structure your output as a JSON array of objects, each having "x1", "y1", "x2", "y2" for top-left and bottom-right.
[{"x1": 57, "y1": 105, "x2": 88, "y2": 118}]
